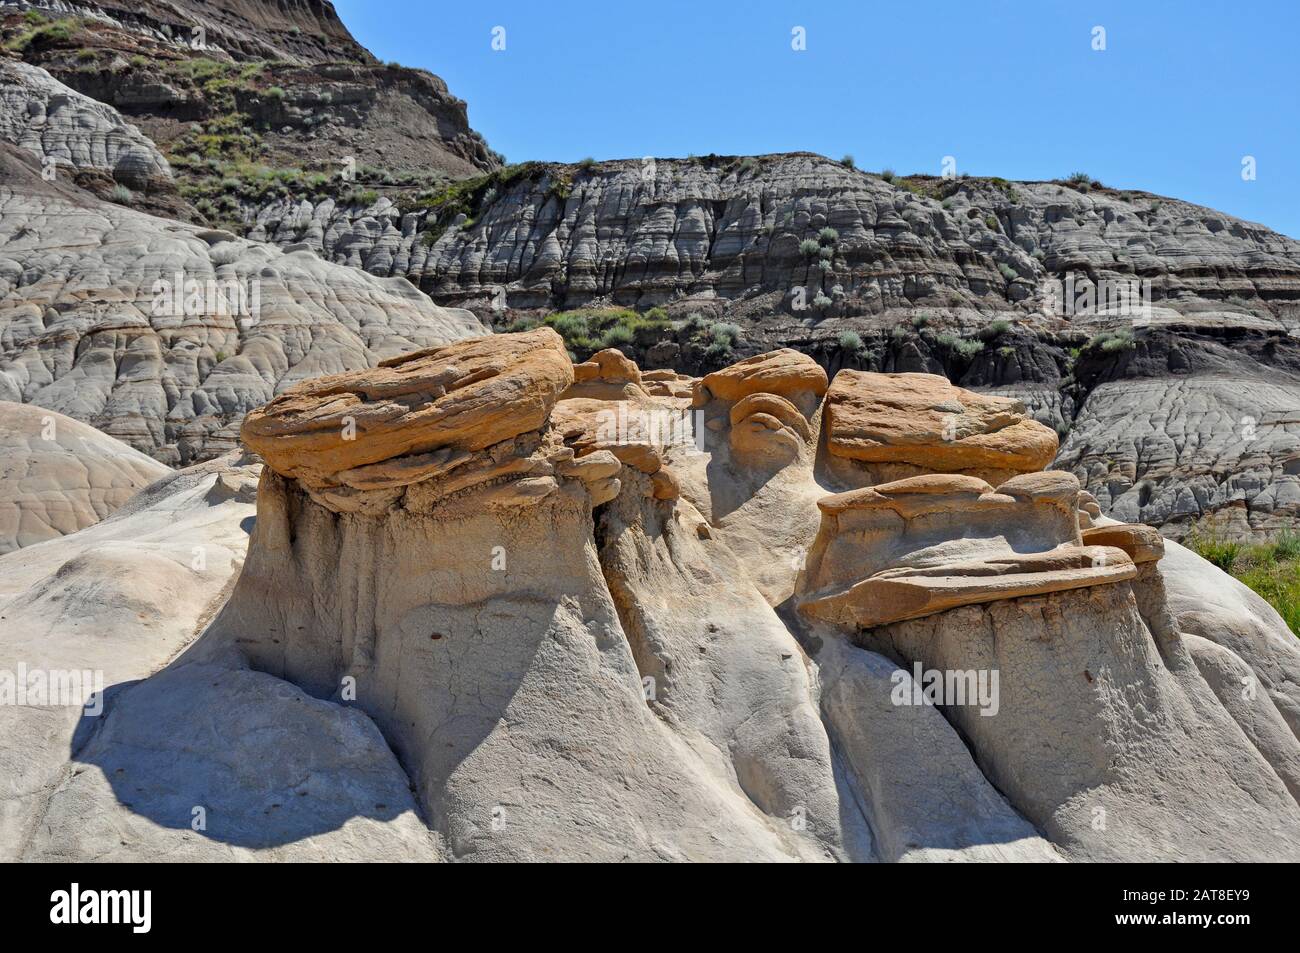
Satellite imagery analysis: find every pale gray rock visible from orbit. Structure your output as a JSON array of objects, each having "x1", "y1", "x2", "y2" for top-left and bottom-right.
[
  {"x1": 0, "y1": 453, "x2": 259, "y2": 859},
  {"x1": 0, "y1": 400, "x2": 169, "y2": 554},
  {"x1": 25, "y1": 658, "x2": 438, "y2": 862},
  {"x1": 0, "y1": 162, "x2": 488, "y2": 465},
  {"x1": 1057, "y1": 373, "x2": 1300, "y2": 540},
  {"x1": 817, "y1": 636, "x2": 1061, "y2": 862},
  {"x1": 0, "y1": 60, "x2": 171, "y2": 189},
  {"x1": 1183, "y1": 633, "x2": 1300, "y2": 802},
  {"x1": 1158, "y1": 535, "x2": 1300, "y2": 736},
  {"x1": 868, "y1": 583, "x2": 1300, "y2": 861}
]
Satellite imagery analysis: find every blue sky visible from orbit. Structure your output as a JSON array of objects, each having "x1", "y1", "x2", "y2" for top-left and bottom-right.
[{"x1": 335, "y1": 0, "x2": 1299, "y2": 238}]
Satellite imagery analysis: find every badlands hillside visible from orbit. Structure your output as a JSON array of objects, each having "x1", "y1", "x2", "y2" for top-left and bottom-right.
[{"x1": 0, "y1": 0, "x2": 1299, "y2": 863}]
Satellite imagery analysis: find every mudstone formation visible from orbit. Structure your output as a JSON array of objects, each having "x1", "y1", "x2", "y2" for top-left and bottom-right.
[{"x1": 6, "y1": 331, "x2": 1297, "y2": 861}]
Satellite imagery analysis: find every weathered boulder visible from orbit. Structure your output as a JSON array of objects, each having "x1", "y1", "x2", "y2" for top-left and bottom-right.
[
  {"x1": 240, "y1": 328, "x2": 573, "y2": 489},
  {"x1": 825, "y1": 371, "x2": 1058, "y2": 480},
  {"x1": 797, "y1": 471, "x2": 1130, "y2": 628},
  {"x1": 693, "y1": 348, "x2": 828, "y2": 413}
]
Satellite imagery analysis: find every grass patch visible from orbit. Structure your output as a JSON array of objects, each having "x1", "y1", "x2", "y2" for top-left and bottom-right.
[
  {"x1": 1186, "y1": 530, "x2": 1300, "y2": 636},
  {"x1": 1087, "y1": 328, "x2": 1136, "y2": 354},
  {"x1": 513, "y1": 307, "x2": 673, "y2": 359}
]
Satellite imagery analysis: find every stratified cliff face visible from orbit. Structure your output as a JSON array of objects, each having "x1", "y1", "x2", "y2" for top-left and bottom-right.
[
  {"x1": 238, "y1": 154, "x2": 1300, "y2": 318},
  {"x1": 12, "y1": 0, "x2": 372, "y2": 64}
]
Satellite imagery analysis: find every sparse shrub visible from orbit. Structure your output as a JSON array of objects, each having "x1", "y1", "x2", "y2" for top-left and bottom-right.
[
  {"x1": 934, "y1": 332, "x2": 983, "y2": 359},
  {"x1": 837, "y1": 330, "x2": 864, "y2": 352},
  {"x1": 599, "y1": 324, "x2": 635, "y2": 348},
  {"x1": 265, "y1": 86, "x2": 286, "y2": 101},
  {"x1": 738, "y1": 156, "x2": 758, "y2": 174},
  {"x1": 679, "y1": 312, "x2": 707, "y2": 335},
  {"x1": 879, "y1": 169, "x2": 895, "y2": 182},
  {"x1": 985, "y1": 215, "x2": 1000, "y2": 231},
  {"x1": 1274, "y1": 529, "x2": 1300, "y2": 561},
  {"x1": 710, "y1": 322, "x2": 742, "y2": 347},
  {"x1": 704, "y1": 340, "x2": 733, "y2": 363},
  {"x1": 109, "y1": 184, "x2": 132, "y2": 205},
  {"x1": 577, "y1": 156, "x2": 597, "y2": 170},
  {"x1": 840, "y1": 154, "x2": 855, "y2": 168},
  {"x1": 818, "y1": 246, "x2": 833, "y2": 260},
  {"x1": 818, "y1": 227, "x2": 839, "y2": 244},
  {"x1": 813, "y1": 293, "x2": 833, "y2": 309},
  {"x1": 997, "y1": 263, "x2": 1017, "y2": 282},
  {"x1": 911, "y1": 313, "x2": 931, "y2": 328},
  {"x1": 798, "y1": 239, "x2": 821, "y2": 257},
  {"x1": 1088, "y1": 328, "x2": 1136, "y2": 353},
  {"x1": 982, "y1": 318, "x2": 1012, "y2": 340},
  {"x1": 1066, "y1": 171, "x2": 1092, "y2": 185}
]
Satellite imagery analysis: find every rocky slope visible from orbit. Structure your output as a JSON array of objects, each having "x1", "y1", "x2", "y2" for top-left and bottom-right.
[
  {"x1": 6, "y1": 337, "x2": 1298, "y2": 860},
  {"x1": 3, "y1": 0, "x2": 500, "y2": 230},
  {"x1": 0, "y1": 125, "x2": 487, "y2": 466}
]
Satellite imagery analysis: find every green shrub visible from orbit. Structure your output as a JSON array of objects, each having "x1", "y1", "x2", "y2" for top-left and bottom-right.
[
  {"x1": 798, "y1": 239, "x2": 821, "y2": 257},
  {"x1": 265, "y1": 86, "x2": 286, "y2": 101},
  {"x1": 840, "y1": 154, "x2": 855, "y2": 168},
  {"x1": 911, "y1": 313, "x2": 931, "y2": 328},
  {"x1": 1088, "y1": 328, "x2": 1136, "y2": 353},
  {"x1": 704, "y1": 340, "x2": 733, "y2": 363},
  {"x1": 818, "y1": 227, "x2": 839, "y2": 244},
  {"x1": 1236, "y1": 564, "x2": 1300, "y2": 636},
  {"x1": 879, "y1": 168, "x2": 896, "y2": 182},
  {"x1": 577, "y1": 156, "x2": 597, "y2": 170},
  {"x1": 599, "y1": 324, "x2": 635, "y2": 348},
  {"x1": 997, "y1": 263, "x2": 1017, "y2": 282},
  {"x1": 679, "y1": 312, "x2": 707, "y2": 335},
  {"x1": 818, "y1": 246, "x2": 834, "y2": 260},
  {"x1": 109, "y1": 184, "x2": 132, "y2": 205},
  {"x1": 982, "y1": 318, "x2": 1012, "y2": 339},
  {"x1": 813, "y1": 293, "x2": 833, "y2": 309},
  {"x1": 837, "y1": 330, "x2": 864, "y2": 352},
  {"x1": 710, "y1": 322, "x2": 742, "y2": 347}
]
